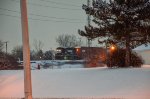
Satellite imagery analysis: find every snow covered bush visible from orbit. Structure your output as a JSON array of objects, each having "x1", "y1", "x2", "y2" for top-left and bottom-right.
[{"x1": 107, "y1": 48, "x2": 144, "y2": 68}]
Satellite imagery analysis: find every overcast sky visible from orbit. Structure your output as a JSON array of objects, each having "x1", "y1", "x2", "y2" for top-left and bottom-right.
[
  {"x1": 0, "y1": 0, "x2": 98, "y2": 52},
  {"x1": 1, "y1": 0, "x2": 149, "y2": 53}
]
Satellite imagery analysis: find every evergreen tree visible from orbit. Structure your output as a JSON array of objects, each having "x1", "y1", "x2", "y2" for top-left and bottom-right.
[
  {"x1": 36, "y1": 50, "x2": 44, "y2": 60},
  {"x1": 44, "y1": 50, "x2": 53, "y2": 60},
  {"x1": 79, "y1": 0, "x2": 150, "y2": 66}
]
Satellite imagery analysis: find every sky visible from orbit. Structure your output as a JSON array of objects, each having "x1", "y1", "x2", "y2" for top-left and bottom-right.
[
  {"x1": 0, "y1": 0, "x2": 98, "y2": 52},
  {"x1": 1, "y1": 0, "x2": 150, "y2": 53}
]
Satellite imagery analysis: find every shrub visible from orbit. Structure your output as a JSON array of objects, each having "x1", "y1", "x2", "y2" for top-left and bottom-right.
[
  {"x1": 0, "y1": 52, "x2": 21, "y2": 70},
  {"x1": 107, "y1": 48, "x2": 144, "y2": 68}
]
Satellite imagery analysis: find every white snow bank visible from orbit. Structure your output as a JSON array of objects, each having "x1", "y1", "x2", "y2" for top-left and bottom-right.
[
  {"x1": 22, "y1": 60, "x2": 85, "y2": 70},
  {"x1": 0, "y1": 65, "x2": 150, "y2": 99}
]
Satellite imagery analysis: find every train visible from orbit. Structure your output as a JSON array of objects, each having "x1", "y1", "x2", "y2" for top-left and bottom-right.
[
  {"x1": 55, "y1": 47, "x2": 106, "y2": 61},
  {"x1": 55, "y1": 47, "x2": 80, "y2": 60}
]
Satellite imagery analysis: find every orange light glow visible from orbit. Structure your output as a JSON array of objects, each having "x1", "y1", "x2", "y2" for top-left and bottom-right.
[
  {"x1": 76, "y1": 48, "x2": 79, "y2": 52},
  {"x1": 110, "y1": 45, "x2": 115, "y2": 51}
]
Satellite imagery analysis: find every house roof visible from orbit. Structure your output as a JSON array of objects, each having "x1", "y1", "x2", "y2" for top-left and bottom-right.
[{"x1": 134, "y1": 44, "x2": 150, "y2": 51}]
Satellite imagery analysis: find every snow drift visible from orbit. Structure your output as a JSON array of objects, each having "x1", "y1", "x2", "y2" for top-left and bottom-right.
[{"x1": 0, "y1": 65, "x2": 150, "y2": 99}]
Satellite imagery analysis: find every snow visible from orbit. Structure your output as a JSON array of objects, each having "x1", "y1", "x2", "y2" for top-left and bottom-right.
[
  {"x1": 20, "y1": 60, "x2": 85, "y2": 70},
  {"x1": 134, "y1": 44, "x2": 150, "y2": 50},
  {"x1": 0, "y1": 65, "x2": 150, "y2": 99},
  {"x1": 20, "y1": 60, "x2": 85, "y2": 73},
  {"x1": 135, "y1": 50, "x2": 150, "y2": 65}
]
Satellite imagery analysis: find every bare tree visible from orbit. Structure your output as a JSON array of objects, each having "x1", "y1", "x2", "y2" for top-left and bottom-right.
[
  {"x1": 32, "y1": 39, "x2": 44, "y2": 60},
  {"x1": 56, "y1": 34, "x2": 82, "y2": 47},
  {"x1": 11, "y1": 45, "x2": 23, "y2": 61},
  {"x1": 33, "y1": 39, "x2": 44, "y2": 52}
]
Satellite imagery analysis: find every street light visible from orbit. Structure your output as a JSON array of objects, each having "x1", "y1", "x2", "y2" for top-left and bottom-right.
[
  {"x1": 106, "y1": 44, "x2": 117, "y2": 67},
  {"x1": 110, "y1": 45, "x2": 116, "y2": 51}
]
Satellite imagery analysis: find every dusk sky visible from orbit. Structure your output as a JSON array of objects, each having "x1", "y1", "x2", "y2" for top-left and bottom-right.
[
  {"x1": 0, "y1": 0, "x2": 98, "y2": 52},
  {"x1": 0, "y1": 0, "x2": 150, "y2": 53}
]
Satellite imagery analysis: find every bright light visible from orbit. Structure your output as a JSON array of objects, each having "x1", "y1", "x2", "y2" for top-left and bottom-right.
[
  {"x1": 56, "y1": 49, "x2": 61, "y2": 53},
  {"x1": 76, "y1": 48, "x2": 79, "y2": 52},
  {"x1": 110, "y1": 45, "x2": 115, "y2": 51}
]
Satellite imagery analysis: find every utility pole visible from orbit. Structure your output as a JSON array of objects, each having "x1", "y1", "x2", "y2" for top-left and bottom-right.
[
  {"x1": 87, "y1": 0, "x2": 91, "y2": 48},
  {"x1": 3, "y1": 41, "x2": 8, "y2": 54},
  {"x1": 87, "y1": 0, "x2": 91, "y2": 60},
  {"x1": 20, "y1": 0, "x2": 32, "y2": 99}
]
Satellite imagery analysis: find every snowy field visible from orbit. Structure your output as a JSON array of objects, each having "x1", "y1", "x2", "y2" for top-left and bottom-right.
[
  {"x1": 20, "y1": 60, "x2": 85, "y2": 70},
  {"x1": 0, "y1": 65, "x2": 150, "y2": 99}
]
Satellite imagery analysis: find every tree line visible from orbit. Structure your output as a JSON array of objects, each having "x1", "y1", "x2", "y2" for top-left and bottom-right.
[{"x1": 0, "y1": 34, "x2": 82, "y2": 66}]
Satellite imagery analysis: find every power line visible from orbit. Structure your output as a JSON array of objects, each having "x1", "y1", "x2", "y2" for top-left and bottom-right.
[
  {"x1": 38, "y1": 0, "x2": 81, "y2": 7},
  {"x1": 10, "y1": 0, "x2": 81, "y2": 11},
  {"x1": 0, "y1": 7, "x2": 19, "y2": 13},
  {"x1": 0, "y1": 13, "x2": 84, "y2": 23},
  {"x1": 0, "y1": 13, "x2": 20, "y2": 18},
  {"x1": 0, "y1": 7, "x2": 83, "y2": 21},
  {"x1": 29, "y1": 13, "x2": 83, "y2": 21},
  {"x1": 29, "y1": 2, "x2": 81, "y2": 11},
  {"x1": 29, "y1": 17, "x2": 83, "y2": 23}
]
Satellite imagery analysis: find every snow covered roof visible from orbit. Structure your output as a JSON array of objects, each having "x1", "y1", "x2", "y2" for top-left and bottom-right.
[{"x1": 133, "y1": 44, "x2": 150, "y2": 51}]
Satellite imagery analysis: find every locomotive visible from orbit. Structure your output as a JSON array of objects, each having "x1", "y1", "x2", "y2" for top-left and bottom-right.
[
  {"x1": 55, "y1": 47, "x2": 106, "y2": 61},
  {"x1": 55, "y1": 47, "x2": 81, "y2": 60}
]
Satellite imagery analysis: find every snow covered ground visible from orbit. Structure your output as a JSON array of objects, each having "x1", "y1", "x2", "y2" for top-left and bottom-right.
[
  {"x1": 20, "y1": 60, "x2": 85, "y2": 70},
  {"x1": 0, "y1": 65, "x2": 150, "y2": 99}
]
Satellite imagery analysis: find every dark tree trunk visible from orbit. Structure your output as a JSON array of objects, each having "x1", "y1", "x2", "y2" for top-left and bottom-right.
[{"x1": 125, "y1": 36, "x2": 131, "y2": 66}]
